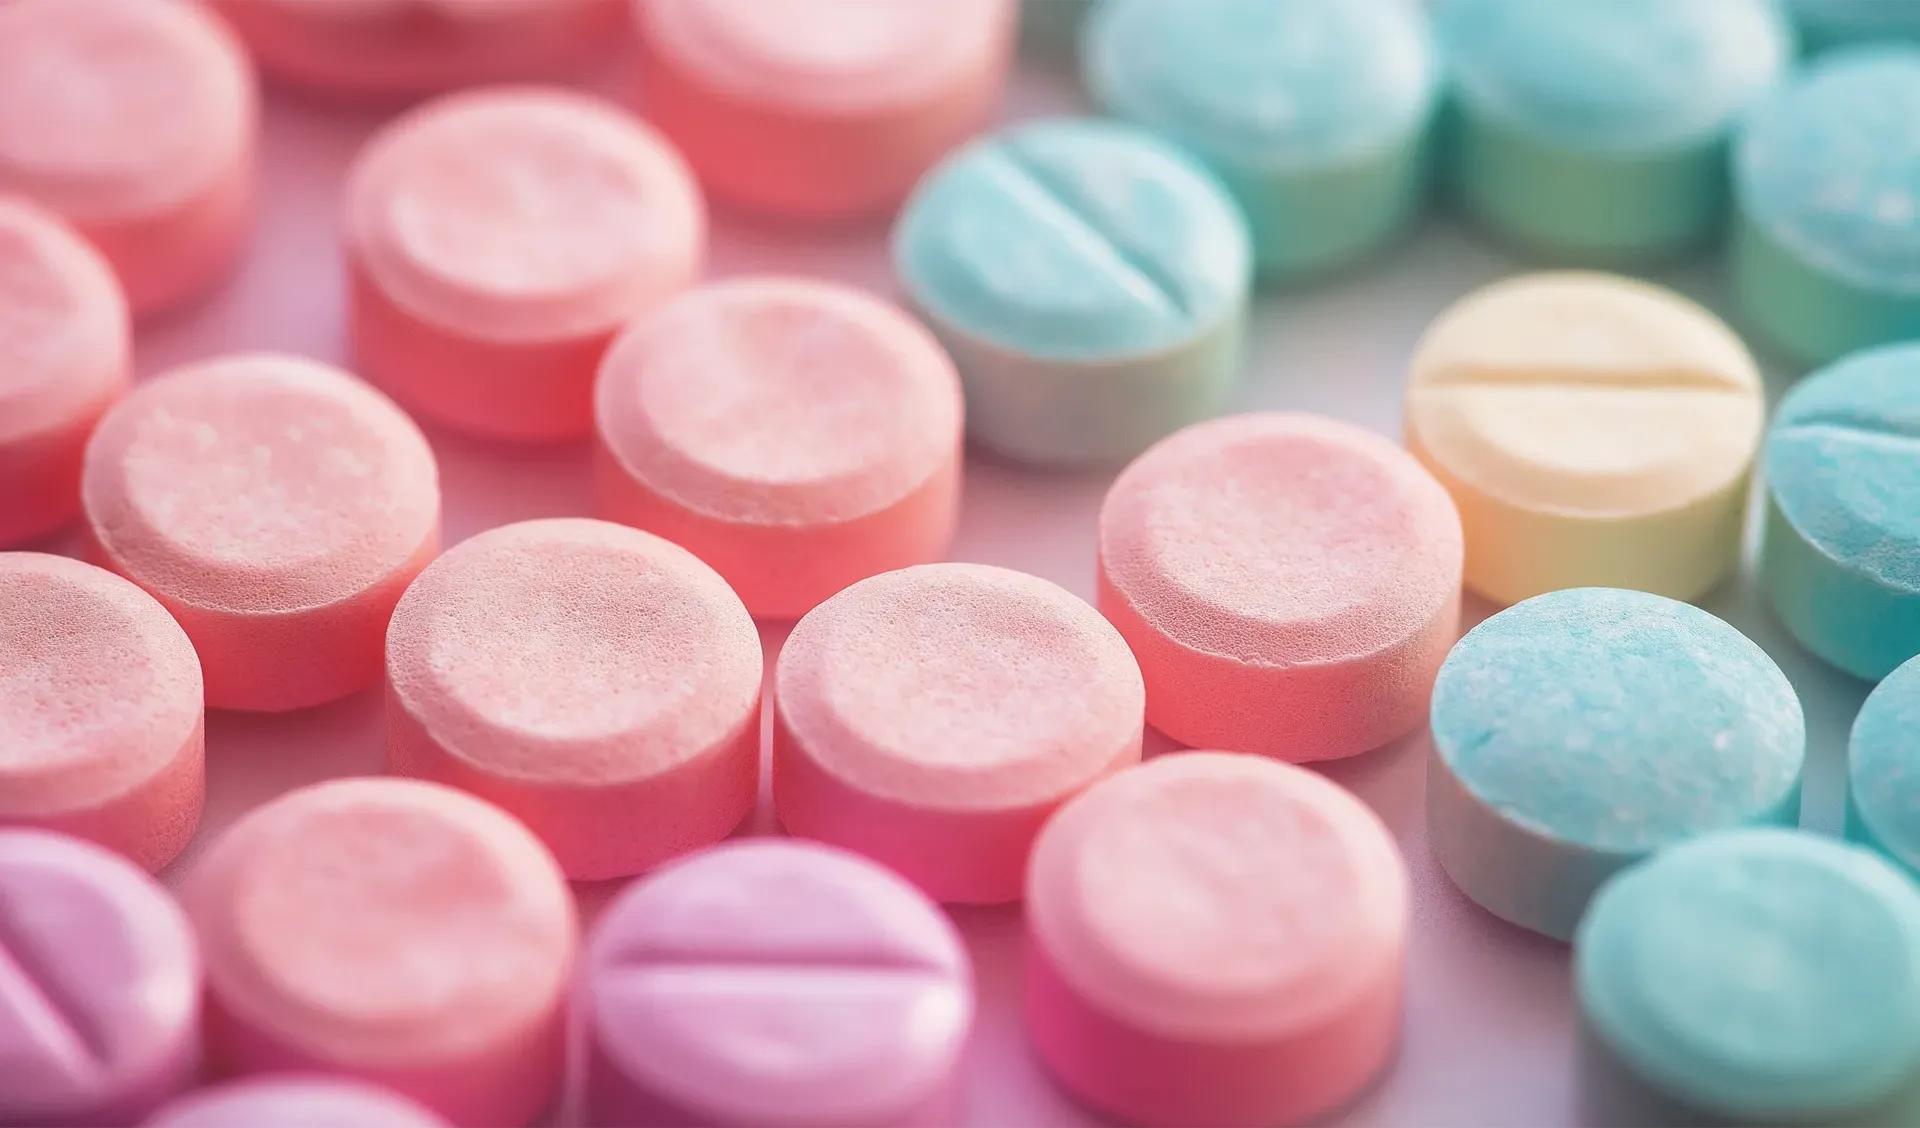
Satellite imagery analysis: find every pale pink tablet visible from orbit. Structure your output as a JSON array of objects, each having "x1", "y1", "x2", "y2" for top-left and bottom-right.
[
  {"x1": 0, "y1": 554, "x2": 203, "y2": 873},
  {"x1": 631, "y1": 0, "x2": 1016, "y2": 221},
  {"x1": 594, "y1": 278, "x2": 963, "y2": 619},
  {"x1": 575, "y1": 838, "x2": 974, "y2": 1128},
  {"x1": 184, "y1": 778, "x2": 577, "y2": 1128},
  {"x1": 143, "y1": 1077, "x2": 449, "y2": 1128},
  {"x1": 0, "y1": 198, "x2": 129, "y2": 547},
  {"x1": 82, "y1": 353, "x2": 440, "y2": 713},
  {"x1": 386, "y1": 518, "x2": 762, "y2": 880},
  {"x1": 0, "y1": 829, "x2": 201, "y2": 1128},
  {"x1": 773, "y1": 563, "x2": 1144, "y2": 904},
  {"x1": 346, "y1": 87, "x2": 705, "y2": 441},
  {"x1": 1025, "y1": 752, "x2": 1410, "y2": 1128},
  {"x1": 1098, "y1": 413, "x2": 1464, "y2": 762},
  {"x1": 0, "y1": 0, "x2": 257, "y2": 316}
]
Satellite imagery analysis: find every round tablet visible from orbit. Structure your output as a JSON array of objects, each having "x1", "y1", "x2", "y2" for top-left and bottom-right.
[
  {"x1": 1435, "y1": 0, "x2": 1792, "y2": 262},
  {"x1": 184, "y1": 777, "x2": 576, "y2": 1128},
  {"x1": 892, "y1": 116, "x2": 1251, "y2": 466},
  {"x1": 0, "y1": 198, "x2": 129, "y2": 548},
  {"x1": 0, "y1": 554, "x2": 202, "y2": 873},
  {"x1": 575, "y1": 839, "x2": 974, "y2": 1128},
  {"x1": 1026, "y1": 752, "x2": 1409, "y2": 1128},
  {"x1": 1403, "y1": 272, "x2": 1764, "y2": 607},
  {"x1": 386, "y1": 518, "x2": 762, "y2": 881},
  {"x1": 1791, "y1": 1, "x2": 1920, "y2": 53},
  {"x1": 1733, "y1": 47, "x2": 1920, "y2": 369},
  {"x1": 1849, "y1": 654, "x2": 1920, "y2": 873},
  {"x1": 83, "y1": 353, "x2": 440, "y2": 713},
  {"x1": 1430, "y1": 588, "x2": 1806, "y2": 942},
  {"x1": 1097, "y1": 412, "x2": 1461, "y2": 762},
  {"x1": 346, "y1": 87, "x2": 704, "y2": 442},
  {"x1": 144, "y1": 1078, "x2": 450, "y2": 1128},
  {"x1": 773, "y1": 563, "x2": 1143, "y2": 904},
  {"x1": 1084, "y1": 0, "x2": 1440, "y2": 280},
  {"x1": 594, "y1": 278, "x2": 964, "y2": 620},
  {"x1": 1762, "y1": 344, "x2": 1920, "y2": 680},
  {"x1": 1576, "y1": 829, "x2": 1920, "y2": 1123},
  {"x1": 631, "y1": 0, "x2": 1016, "y2": 222},
  {"x1": 0, "y1": 829, "x2": 200, "y2": 1127},
  {"x1": 0, "y1": 0, "x2": 257, "y2": 316}
]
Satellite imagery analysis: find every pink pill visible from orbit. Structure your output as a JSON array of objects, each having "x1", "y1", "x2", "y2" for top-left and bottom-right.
[
  {"x1": 575, "y1": 838, "x2": 974, "y2": 1128},
  {"x1": 82, "y1": 354, "x2": 440, "y2": 713},
  {"x1": 0, "y1": 199, "x2": 129, "y2": 548},
  {"x1": 1026, "y1": 752, "x2": 1410, "y2": 1128},
  {"x1": 346, "y1": 87, "x2": 705, "y2": 442},
  {"x1": 0, "y1": 554, "x2": 203, "y2": 873},
  {"x1": 0, "y1": 829, "x2": 201, "y2": 1128},
  {"x1": 143, "y1": 1077, "x2": 449, "y2": 1128},
  {"x1": 630, "y1": 0, "x2": 1016, "y2": 221},
  {"x1": 594, "y1": 278, "x2": 964, "y2": 619},
  {"x1": 1098, "y1": 413, "x2": 1463, "y2": 762},
  {"x1": 184, "y1": 778, "x2": 576, "y2": 1128},
  {"x1": 386, "y1": 518, "x2": 762, "y2": 880},
  {"x1": 773, "y1": 563, "x2": 1144, "y2": 904},
  {"x1": 0, "y1": 0, "x2": 257, "y2": 317}
]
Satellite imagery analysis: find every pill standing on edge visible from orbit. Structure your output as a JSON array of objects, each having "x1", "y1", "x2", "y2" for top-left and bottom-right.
[
  {"x1": 575, "y1": 839, "x2": 974, "y2": 1128},
  {"x1": 1403, "y1": 272, "x2": 1765, "y2": 606},
  {"x1": 185, "y1": 778, "x2": 577, "y2": 1128},
  {"x1": 893, "y1": 117, "x2": 1252, "y2": 467},
  {"x1": 773, "y1": 563, "x2": 1144, "y2": 904},
  {"x1": 386, "y1": 518, "x2": 762, "y2": 881},
  {"x1": 0, "y1": 829, "x2": 201, "y2": 1128},
  {"x1": 142, "y1": 1078, "x2": 450, "y2": 1128},
  {"x1": 0, "y1": 0, "x2": 257, "y2": 317},
  {"x1": 346, "y1": 87, "x2": 704, "y2": 442},
  {"x1": 1849, "y1": 654, "x2": 1920, "y2": 874}
]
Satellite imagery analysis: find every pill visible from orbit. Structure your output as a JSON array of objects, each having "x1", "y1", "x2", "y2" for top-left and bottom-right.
[
  {"x1": 1026, "y1": 751, "x2": 1407, "y2": 1128},
  {"x1": 1733, "y1": 47, "x2": 1920, "y2": 369},
  {"x1": 1762, "y1": 343, "x2": 1920, "y2": 679},
  {"x1": 1576, "y1": 829, "x2": 1920, "y2": 1124},
  {"x1": 1403, "y1": 272, "x2": 1764, "y2": 606},
  {"x1": 184, "y1": 777, "x2": 576, "y2": 1128},
  {"x1": 345, "y1": 87, "x2": 704, "y2": 442},
  {"x1": 594, "y1": 278, "x2": 963, "y2": 620},
  {"x1": 630, "y1": 0, "x2": 1015, "y2": 222},
  {"x1": 1791, "y1": 1, "x2": 1920, "y2": 52},
  {"x1": 575, "y1": 838, "x2": 974, "y2": 1128},
  {"x1": 773, "y1": 563, "x2": 1143, "y2": 904},
  {"x1": 892, "y1": 116, "x2": 1251, "y2": 466},
  {"x1": 1849, "y1": 655, "x2": 1920, "y2": 874},
  {"x1": 0, "y1": 829, "x2": 200, "y2": 1127},
  {"x1": 209, "y1": 0, "x2": 620, "y2": 100},
  {"x1": 0, "y1": 199, "x2": 129, "y2": 548},
  {"x1": 1430, "y1": 588, "x2": 1805, "y2": 942},
  {"x1": 386, "y1": 518, "x2": 762, "y2": 880},
  {"x1": 83, "y1": 354, "x2": 439, "y2": 712},
  {"x1": 1083, "y1": 0, "x2": 1440, "y2": 280},
  {"x1": 1434, "y1": 0, "x2": 1791, "y2": 263},
  {"x1": 143, "y1": 1078, "x2": 449, "y2": 1128},
  {"x1": 1097, "y1": 412, "x2": 1461, "y2": 762},
  {"x1": 0, "y1": 0, "x2": 257, "y2": 317},
  {"x1": 0, "y1": 554, "x2": 202, "y2": 873}
]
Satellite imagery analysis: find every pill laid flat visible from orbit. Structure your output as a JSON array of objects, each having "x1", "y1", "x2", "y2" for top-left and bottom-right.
[
  {"x1": 1430, "y1": 588, "x2": 1805, "y2": 942},
  {"x1": 773, "y1": 563, "x2": 1143, "y2": 904},
  {"x1": 346, "y1": 87, "x2": 703, "y2": 441},
  {"x1": 1404, "y1": 272, "x2": 1764, "y2": 606},
  {"x1": 893, "y1": 116, "x2": 1251, "y2": 466},
  {"x1": 0, "y1": 0, "x2": 257, "y2": 316},
  {"x1": 142, "y1": 1078, "x2": 449, "y2": 1128},
  {"x1": 576, "y1": 839, "x2": 974, "y2": 1128},
  {"x1": 594, "y1": 278, "x2": 963, "y2": 619},
  {"x1": 0, "y1": 829, "x2": 200, "y2": 1128},
  {"x1": 386, "y1": 518, "x2": 762, "y2": 880},
  {"x1": 1026, "y1": 752, "x2": 1409, "y2": 1128},
  {"x1": 185, "y1": 778, "x2": 575, "y2": 1128},
  {"x1": 1849, "y1": 654, "x2": 1920, "y2": 874}
]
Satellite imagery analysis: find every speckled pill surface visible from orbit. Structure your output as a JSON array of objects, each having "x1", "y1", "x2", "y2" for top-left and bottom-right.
[
  {"x1": 142, "y1": 1078, "x2": 450, "y2": 1128},
  {"x1": 1849, "y1": 653, "x2": 1920, "y2": 875}
]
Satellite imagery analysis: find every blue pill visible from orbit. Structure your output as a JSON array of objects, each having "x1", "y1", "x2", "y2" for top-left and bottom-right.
[
  {"x1": 1733, "y1": 47, "x2": 1920, "y2": 369},
  {"x1": 1435, "y1": 0, "x2": 1792, "y2": 262},
  {"x1": 1428, "y1": 588, "x2": 1805, "y2": 942},
  {"x1": 1082, "y1": 0, "x2": 1439, "y2": 280},
  {"x1": 1576, "y1": 829, "x2": 1920, "y2": 1124},
  {"x1": 1851, "y1": 654, "x2": 1920, "y2": 874},
  {"x1": 1791, "y1": 1, "x2": 1920, "y2": 53},
  {"x1": 892, "y1": 116, "x2": 1251, "y2": 466}
]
